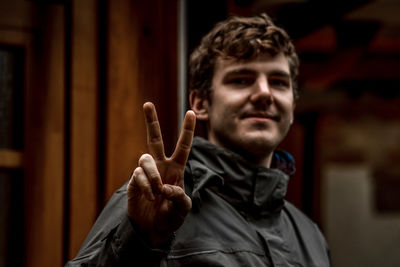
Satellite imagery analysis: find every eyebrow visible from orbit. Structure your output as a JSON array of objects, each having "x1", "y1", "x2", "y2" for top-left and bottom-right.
[
  {"x1": 224, "y1": 68, "x2": 257, "y2": 77},
  {"x1": 268, "y1": 70, "x2": 291, "y2": 79},
  {"x1": 224, "y1": 68, "x2": 291, "y2": 79}
]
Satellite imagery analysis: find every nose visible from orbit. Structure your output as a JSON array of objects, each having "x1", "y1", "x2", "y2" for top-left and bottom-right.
[{"x1": 250, "y1": 76, "x2": 273, "y2": 104}]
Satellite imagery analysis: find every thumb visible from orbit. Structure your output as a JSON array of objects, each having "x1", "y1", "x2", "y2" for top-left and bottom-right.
[{"x1": 162, "y1": 184, "x2": 192, "y2": 215}]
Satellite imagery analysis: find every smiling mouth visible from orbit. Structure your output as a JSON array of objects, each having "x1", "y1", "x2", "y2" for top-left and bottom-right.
[{"x1": 241, "y1": 113, "x2": 279, "y2": 121}]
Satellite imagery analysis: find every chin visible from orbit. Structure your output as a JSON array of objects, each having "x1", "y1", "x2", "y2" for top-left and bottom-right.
[
  {"x1": 244, "y1": 131, "x2": 278, "y2": 145},
  {"x1": 239, "y1": 136, "x2": 277, "y2": 154}
]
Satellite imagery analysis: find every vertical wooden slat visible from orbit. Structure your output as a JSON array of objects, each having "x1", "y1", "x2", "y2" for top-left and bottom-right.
[
  {"x1": 68, "y1": 0, "x2": 99, "y2": 259},
  {"x1": 24, "y1": 4, "x2": 65, "y2": 267},
  {"x1": 106, "y1": 0, "x2": 179, "y2": 200},
  {"x1": 106, "y1": 0, "x2": 146, "y2": 199}
]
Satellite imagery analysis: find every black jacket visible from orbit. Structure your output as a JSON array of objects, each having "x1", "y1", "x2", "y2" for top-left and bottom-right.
[{"x1": 66, "y1": 137, "x2": 330, "y2": 266}]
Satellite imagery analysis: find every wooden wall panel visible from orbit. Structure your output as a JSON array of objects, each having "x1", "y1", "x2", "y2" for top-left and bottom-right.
[
  {"x1": 68, "y1": 0, "x2": 99, "y2": 259},
  {"x1": 24, "y1": 4, "x2": 66, "y2": 267},
  {"x1": 106, "y1": 0, "x2": 179, "y2": 200},
  {"x1": 0, "y1": 0, "x2": 37, "y2": 29},
  {"x1": 106, "y1": 0, "x2": 146, "y2": 200}
]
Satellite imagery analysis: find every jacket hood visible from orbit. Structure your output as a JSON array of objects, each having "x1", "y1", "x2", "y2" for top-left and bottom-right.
[{"x1": 186, "y1": 137, "x2": 295, "y2": 218}]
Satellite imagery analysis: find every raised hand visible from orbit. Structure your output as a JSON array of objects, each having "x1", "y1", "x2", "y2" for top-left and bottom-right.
[{"x1": 127, "y1": 102, "x2": 196, "y2": 246}]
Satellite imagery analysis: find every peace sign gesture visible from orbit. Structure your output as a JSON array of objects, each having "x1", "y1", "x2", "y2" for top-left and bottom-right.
[{"x1": 127, "y1": 102, "x2": 196, "y2": 246}]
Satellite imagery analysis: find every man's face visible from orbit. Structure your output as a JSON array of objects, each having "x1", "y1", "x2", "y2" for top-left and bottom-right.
[{"x1": 200, "y1": 53, "x2": 295, "y2": 166}]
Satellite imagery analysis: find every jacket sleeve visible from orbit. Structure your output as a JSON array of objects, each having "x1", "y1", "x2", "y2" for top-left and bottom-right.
[{"x1": 65, "y1": 182, "x2": 169, "y2": 267}]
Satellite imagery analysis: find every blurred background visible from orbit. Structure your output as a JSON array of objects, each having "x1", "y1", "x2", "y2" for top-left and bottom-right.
[{"x1": 0, "y1": 0, "x2": 399, "y2": 266}]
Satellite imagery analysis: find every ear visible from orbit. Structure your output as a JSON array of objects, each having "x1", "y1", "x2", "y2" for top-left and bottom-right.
[{"x1": 189, "y1": 90, "x2": 209, "y2": 121}]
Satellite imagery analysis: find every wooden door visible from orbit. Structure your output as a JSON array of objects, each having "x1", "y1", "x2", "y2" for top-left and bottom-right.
[
  {"x1": 0, "y1": 1, "x2": 180, "y2": 266},
  {"x1": 0, "y1": 1, "x2": 66, "y2": 266}
]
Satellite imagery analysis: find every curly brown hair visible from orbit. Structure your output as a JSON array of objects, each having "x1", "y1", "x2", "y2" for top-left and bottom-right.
[{"x1": 189, "y1": 13, "x2": 299, "y2": 101}]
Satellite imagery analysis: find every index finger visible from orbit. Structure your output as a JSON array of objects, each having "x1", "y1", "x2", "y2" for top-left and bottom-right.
[
  {"x1": 143, "y1": 102, "x2": 165, "y2": 160},
  {"x1": 171, "y1": 110, "x2": 196, "y2": 166}
]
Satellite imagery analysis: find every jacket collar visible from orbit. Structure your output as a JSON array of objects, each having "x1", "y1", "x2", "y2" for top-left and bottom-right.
[{"x1": 186, "y1": 137, "x2": 295, "y2": 217}]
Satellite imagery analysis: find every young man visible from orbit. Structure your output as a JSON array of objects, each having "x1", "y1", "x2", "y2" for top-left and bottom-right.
[{"x1": 66, "y1": 14, "x2": 331, "y2": 266}]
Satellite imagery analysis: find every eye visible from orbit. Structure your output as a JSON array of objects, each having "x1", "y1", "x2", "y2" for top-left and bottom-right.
[
  {"x1": 225, "y1": 76, "x2": 255, "y2": 87},
  {"x1": 269, "y1": 78, "x2": 290, "y2": 88}
]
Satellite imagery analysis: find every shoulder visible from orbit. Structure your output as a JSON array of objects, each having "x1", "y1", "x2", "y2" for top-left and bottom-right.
[
  {"x1": 283, "y1": 201, "x2": 326, "y2": 240},
  {"x1": 283, "y1": 201, "x2": 315, "y2": 226},
  {"x1": 283, "y1": 201, "x2": 331, "y2": 265},
  {"x1": 283, "y1": 202, "x2": 330, "y2": 252}
]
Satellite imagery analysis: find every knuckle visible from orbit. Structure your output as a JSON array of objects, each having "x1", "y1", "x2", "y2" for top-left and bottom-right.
[
  {"x1": 135, "y1": 174, "x2": 150, "y2": 188},
  {"x1": 148, "y1": 134, "x2": 162, "y2": 144},
  {"x1": 133, "y1": 167, "x2": 143, "y2": 176},
  {"x1": 147, "y1": 170, "x2": 161, "y2": 182},
  {"x1": 129, "y1": 167, "x2": 142, "y2": 186},
  {"x1": 175, "y1": 186, "x2": 185, "y2": 195},
  {"x1": 179, "y1": 142, "x2": 191, "y2": 152},
  {"x1": 138, "y1": 153, "x2": 152, "y2": 164},
  {"x1": 170, "y1": 186, "x2": 185, "y2": 198}
]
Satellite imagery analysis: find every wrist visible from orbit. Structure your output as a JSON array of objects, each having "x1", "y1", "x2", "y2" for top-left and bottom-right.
[
  {"x1": 149, "y1": 225, "x2": 175, "y2": 247},
  {"x1": 150, "y1": 230, "x2": 176, "y2": 249},
  {"x1": 127, "y1": 215, "x2": 174, "y2": 248}
]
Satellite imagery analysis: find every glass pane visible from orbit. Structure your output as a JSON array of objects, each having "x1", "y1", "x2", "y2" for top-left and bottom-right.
[{"x1": 0, "y1": 46, "x2": 24, "y2": 150}]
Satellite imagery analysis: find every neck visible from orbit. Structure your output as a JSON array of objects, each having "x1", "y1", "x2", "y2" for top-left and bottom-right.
[{"x1": 208, "y1": 136, "x2": 274, "y2": 168}]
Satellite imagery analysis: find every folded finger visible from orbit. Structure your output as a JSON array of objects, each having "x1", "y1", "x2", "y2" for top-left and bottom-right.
[
  {"x1": 138, "y1": 153, "x2": 163, "y2": 194},
  {"x1": 132, "y1": 167, "x2": 155, "y2": 201},
  {"x1": 162, "y1": 184, "x2": 192, "y2": 215}
]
